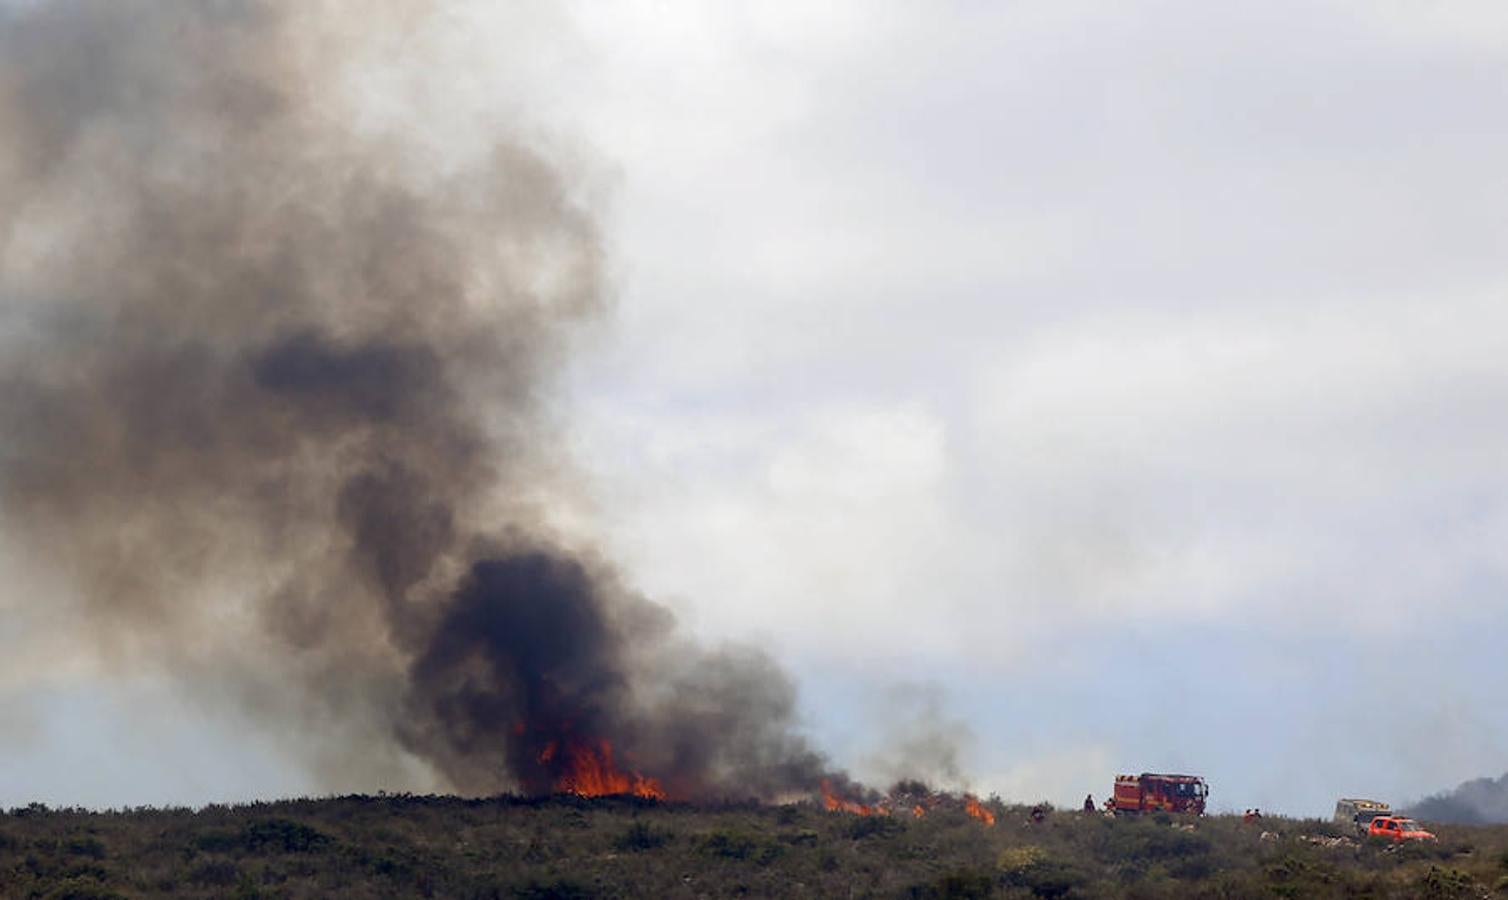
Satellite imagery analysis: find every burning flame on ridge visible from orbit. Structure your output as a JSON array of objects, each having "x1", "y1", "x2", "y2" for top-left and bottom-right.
[
  {"x1": 820, "y1": 779, "x2": 887, "y2": 817},
  {"x1": 964, "y1": 794, "x2": 996, "y2": 827},
  {"x1": 819, "y1": 780, "x2": 995, "y2": 827},
  {"x1": 542, "y1": 739, "x2": 666, "y2": 800}
]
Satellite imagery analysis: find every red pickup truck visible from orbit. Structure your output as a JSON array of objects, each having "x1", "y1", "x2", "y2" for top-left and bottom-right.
[{"x1": 1367, "y1": 816, "x2": 1436, "y2": 842}]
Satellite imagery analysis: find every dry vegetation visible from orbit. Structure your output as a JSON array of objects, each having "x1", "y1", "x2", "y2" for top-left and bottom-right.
[{"x1": 2, "y1": 794, "x2": 1506, "y2": 899}]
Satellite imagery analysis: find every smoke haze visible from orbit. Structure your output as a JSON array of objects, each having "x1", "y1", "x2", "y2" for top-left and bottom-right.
[
  {"x1": 0, "y1": 0, "x2": 840, "y2": 800},
  {"x1": 1410, "y1": 773, "x2": 1508, "y2": 825},
  {"x1": 864, "y1": 683, "x2": 974, "y2": 791}
]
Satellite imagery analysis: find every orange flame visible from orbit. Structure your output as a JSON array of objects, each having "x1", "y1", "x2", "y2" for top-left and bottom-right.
[
  {"x1": 912, "y1": 804, "x2": 927, "y2": 818},
  {"x1": 553, "y1": 739, "x2": 665, "y2": 800},
  {"x1": 820, "y1": 779, "x2": 886, "y2": 816},
  {"x1": 963, "y1": 794, "x2": 996, "y2": 827}
]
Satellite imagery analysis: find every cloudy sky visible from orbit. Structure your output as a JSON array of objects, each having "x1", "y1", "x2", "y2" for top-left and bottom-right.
[{"x1": 4, "y1": 0, "x2": 1508, "y2": 817}]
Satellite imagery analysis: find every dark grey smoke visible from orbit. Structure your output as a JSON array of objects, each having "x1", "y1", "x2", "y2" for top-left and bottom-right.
[
  {"x1": 1408, "y1": 773, "x2": 1508, "y2": 825},
  {"x1": 0, "y1": 0, "x2": 838, "y2": 800}
]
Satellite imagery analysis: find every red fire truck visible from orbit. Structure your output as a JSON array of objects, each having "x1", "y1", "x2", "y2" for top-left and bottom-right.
[{"x1": 1106, "y1": 773, "x2": 1209, "y2": 815}]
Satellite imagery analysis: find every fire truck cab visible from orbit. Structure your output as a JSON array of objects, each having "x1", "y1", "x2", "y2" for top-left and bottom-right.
[{"x1": 1107, "y1": 773, "x2": 1208, "y2": 815}]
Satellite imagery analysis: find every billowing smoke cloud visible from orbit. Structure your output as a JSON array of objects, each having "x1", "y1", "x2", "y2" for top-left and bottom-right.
[
  {"x1": 0, "y1": 0, "x2": 839, "y2": 799},
  {"x1": 1409, "y1": 773, "x2": 1508, "y2": 825}
]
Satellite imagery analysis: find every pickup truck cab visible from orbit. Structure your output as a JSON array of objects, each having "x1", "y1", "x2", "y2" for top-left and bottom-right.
[{"x1": 1367, "y1": 816, "x2": 1436, "y2": 842}]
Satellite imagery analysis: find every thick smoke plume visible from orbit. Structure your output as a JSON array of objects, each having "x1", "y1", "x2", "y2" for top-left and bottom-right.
[{"x1": 0, "y1": 1, "x2": 840, "y2": 799}]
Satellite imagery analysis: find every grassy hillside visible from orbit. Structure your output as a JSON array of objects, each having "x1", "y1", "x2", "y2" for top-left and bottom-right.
[{"x1": 2, "y1": 794, "x2": 1506, "y2": 899}]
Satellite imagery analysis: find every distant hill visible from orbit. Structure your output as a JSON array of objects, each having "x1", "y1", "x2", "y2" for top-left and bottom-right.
[
  {"x1": 3, "y1": 793, "x2": 1508, "y2": 898},
  {"x1": 1409, "y1": 773, "x2": 1508, "y2": 825}
]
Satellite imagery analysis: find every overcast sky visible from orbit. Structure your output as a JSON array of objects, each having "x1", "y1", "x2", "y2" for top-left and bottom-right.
[
  {"x1": 562, "y1": 0, "x2": 1508, "y2": 817},
  {"x1": 4, "y1": 0, "x2": 1508, "y2": 817}
]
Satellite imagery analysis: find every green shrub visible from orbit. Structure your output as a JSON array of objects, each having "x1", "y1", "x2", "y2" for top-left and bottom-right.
[
  {"x1": 613, "y1": 822, "x2": 669, "y2": 852},
  {"x1": 1260, "y1": 853, "x2": 1358, "y2": 900},
  {"x1": 63, "y1": 836, "x2": 106, "y2": 859},
  {"x1": 195, "y1": 818, "x2": 333, "y2": 855},
  {"x1": 1167, "y1": 853, "x2": 1215, "y2": 880},
  {"x1": 997, "y1": 845, "x2": 1047, "y2": 873},
  {"x1": 243, "y1": 818, "x2": 333, "y2": 853},
  {"x1": 1418, "y1": 865, "x2": 1476, "y2": 899},
  {"x1": 235, "y1": 872, "x2": 264, "y2": 900},
  {"x1": 996, "y1": 847, "x2": 1088, "y2": 899},
  {"x1": 369, "y1": 850, "x2": 417, "y2": 879},
  {"x1": 1095, "y1": 819, "x2": 1211, "y2": 863},
  {"x1": 904, "y1": 868, "x2": 996, "y2": 899},
  {"x1": 698, "y1": 828, "x2": 784, "y2": 866},
  {"x1": 1028, "y1": 861, "x2": 1092, "y2": 898},
  {"x1": 60, "y1": 864, "x2": 110, "y2": 881},
  {"x1": 194, "y1": 830, "x2": 239, "y2": 853},
  {"x1": 701, "y1": 829, "x2": 758, "y2": 860},
  {"x1": 40, "y1": 876, "x2": 127, "y2": 900},
  {"x1": 11, "y1": 802, "x2": 50, "y2": 817},
  {"x1": 188, "y1": 859, "x2": 242, "y2": 887},
  {"x1": 847, "y1": 815, "x2": 903, "y2": 840},
  {"x1": 775, "y1": 805, "x2": 804, "y2": 826},
  {"x1": 512, "y1": 876, "x2": 596, "y2": 899},
  {"x1": 1393, "y1": 838, "x2": 1457, "y2": 863}
]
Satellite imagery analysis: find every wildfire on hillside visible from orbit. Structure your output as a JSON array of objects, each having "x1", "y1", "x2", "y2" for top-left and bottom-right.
[
  {"x1": 964, "y1": 794, "x2": 997, "y2": 826},
  {"x1": 819, "y1": 780, "x2": 996, "y2": 826},
  {"x1": 544, "y1": 739, "x2": 666, "y2": 800},
  {"x1": 821, "y1": 779, "x2": 887, "y2": 816}
]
